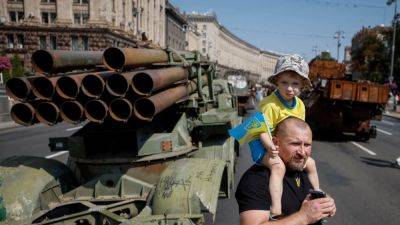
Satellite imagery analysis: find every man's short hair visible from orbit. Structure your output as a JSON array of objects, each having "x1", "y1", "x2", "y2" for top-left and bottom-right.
[{"x1": 274, "y1": 117, "x2": 311, "y2": 137}]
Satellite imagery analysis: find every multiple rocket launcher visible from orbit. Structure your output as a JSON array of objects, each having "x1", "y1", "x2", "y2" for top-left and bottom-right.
[{"x1": 6, "y1": 47, "x2": 209, "y2": 126}]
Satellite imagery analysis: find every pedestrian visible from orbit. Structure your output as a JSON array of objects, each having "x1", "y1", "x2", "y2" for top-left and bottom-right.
[
  {"x1": 236, "y1": 117, "x2": 336, "y2": 224},
  {"x1": 256, "y1": 88, "x2": 264, "y2": 102},
  {"x1": 230, "y1": 54, "x2": 320, "y2": 217}
]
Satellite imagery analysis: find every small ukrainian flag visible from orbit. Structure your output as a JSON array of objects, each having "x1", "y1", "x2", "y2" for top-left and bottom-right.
[
  {"x1": 229, "y1": 111, "x2": 272, "y2": 163},
  {"x1": 229, "y1": 111, "x2": 270, "y2": 144}
]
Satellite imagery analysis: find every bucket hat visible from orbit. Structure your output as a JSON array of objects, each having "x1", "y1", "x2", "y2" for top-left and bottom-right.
[{"x1": 268, "y1": 54, "x2": 311, "y2": 87}]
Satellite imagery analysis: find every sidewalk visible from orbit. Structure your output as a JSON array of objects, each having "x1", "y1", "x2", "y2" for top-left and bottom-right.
[
  {"x1": 0, "y1": 121, "x2": 19, "y2": 130},
  {"x1": 383, "y1": 110, "x2": 400, "y2": 120}
]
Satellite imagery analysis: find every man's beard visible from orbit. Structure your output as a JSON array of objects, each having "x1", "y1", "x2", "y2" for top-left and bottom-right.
[{"x1": 286, "y1": 155, "x2": 308, "y2": 171}]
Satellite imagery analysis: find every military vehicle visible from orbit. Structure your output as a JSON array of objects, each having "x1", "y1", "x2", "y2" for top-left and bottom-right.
[
  {"x1": 227, "y1": 74, "x2": 250, "y2": 116},
  {"x1": 303, "y1": 59, "x2": 389, "y2": 141},
  {"x1": 0, "y1": 47, "x2": 241, "y2": 224}
]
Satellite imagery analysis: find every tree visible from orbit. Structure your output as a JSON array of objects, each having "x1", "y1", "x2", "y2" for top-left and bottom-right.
[
  {"x1": 313, "y1": 51, "x2": 335, "y2": 61},
  {"x1": 350, "y1": 26, "x2": 391, "y2": 83},
  {"x1": 0, "y1": 56, "x2": 11, "y2": 84},
  {"x1": 10, "y1": 55, "x2": 24, "y2": 78}
]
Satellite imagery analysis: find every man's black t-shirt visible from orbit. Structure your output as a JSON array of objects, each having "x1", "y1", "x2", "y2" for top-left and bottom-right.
[{"x1": 235, "y1": 164, "x2": 313, "y2": 216}]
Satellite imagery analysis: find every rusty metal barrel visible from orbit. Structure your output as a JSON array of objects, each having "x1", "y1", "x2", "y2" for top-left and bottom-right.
[
  {"x1": 10, "y1": 102, "x2": 36, "y2": 126},
  {"x1": 31, "y1": 50, "x2": 103, "y2": 74},
  {"x1": 60, "y1": 101, "x2": 85, "y2": 124},
  {"x1": 102, "y1": 47, "x2": 182, "y2": 70},
  {"x1": 35, "y1": 102, "x2": 60, "y2": 126},
  {"x1": 6, "y1": 77, "x2": 34, "y2": 101},
  {"x1": 81, "y1": 71, "x2": 116, "y2": 98},
  {"x1": 84, "y1": 100, "x2": 109, "y2": 123},
  {"x1": 31, "y1": 76, "x2": 59, "y2": 100},
  {"x1": 133, "y1": 76, "x2": 207, "y2": 121},
  {"x1": 109, "y1": 98, "x2": 133, "y2": 122},
  {"x1": 131, "y1": 67, "x2": 190, "y2": 96}
]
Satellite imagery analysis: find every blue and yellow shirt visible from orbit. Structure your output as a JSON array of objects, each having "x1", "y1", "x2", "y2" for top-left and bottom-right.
[
  {"x1": 228, "y1": 90, "x2": 306, "y2": 163},
  {"x1": 258, "y1": 90, "x2": 305, "y2": 133}
]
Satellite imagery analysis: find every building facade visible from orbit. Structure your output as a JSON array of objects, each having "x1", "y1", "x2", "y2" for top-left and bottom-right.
[
  {"x1": 186, "y1": 13, "x2": 280, "y2": 81},
  {"x1": 165, "y1": 1, "x2": 186, "y2": 50},
  {"x1": 185, "y1": 22, "x2": 201, "y2": 52},
  {"x1": 0, "y1": 0, "x2": 166, "y2": 69}
]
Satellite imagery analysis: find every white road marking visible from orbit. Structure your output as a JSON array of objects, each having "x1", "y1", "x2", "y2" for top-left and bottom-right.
[
  {"x1": 350, "y1": 142, "x2": 377, "y2": 156},
  {"x1": 0, "y1": 96, "x2": 8, "y2": 98},
  {"x1": 381, "y1": 120, "x2": 394, "y2": 126},
  {"x1": 66, "y1": 126, "x2": 82, "y2": 131},
  {"x1": 0, "y1": 113, "x2": 9, "y2": 116},
  {"x1": 45, "y1": 151, "x2": 68, "y2": 159},
  {"x1": 377, "y1": 128, "x2": 392, "y2": 136}
]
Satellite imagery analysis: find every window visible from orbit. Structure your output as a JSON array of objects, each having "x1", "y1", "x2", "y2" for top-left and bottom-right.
[
  {"x1": 202, "y1": 48, "x2": 206, "y2": 53},
  {"x1": 71, "y1": 35, "x2": 79, "y2": 50},
  {"x1": 50, "y1": 13, "x2": 56, "y2": 23},
  {"x1": 9, "y1": 11, "x2": 24, "y2": 22},
  {"x1": 74, "y1": 13, "x2": 80, "y2": 24},
  {"x1": 202, "y1": 24, "x2": 207, "y2": 30},
  {"x1": 82, "y1": 36, "x2": 88, "y2": 50},
  {"x1": 8, "y1": 0, "x2": 23, "y2": 2},
  {"x1": 41, "y1": 0, "x2": 56, "y2": 3},
  {"x1": 9, "y1": 11, "x2": 16, "y2": 22},
  {"x1": 17, "y1": 34, "x2": 24, "y2": 48},
  {"x1": 82, "y1": 13, "x2": 89, "y2": 24},
  {"x1": 7, "y1": 34, "x2": 14, "y2": 48},
  {"x1": 42, "y1": 12, "x2": 48, "y2": 23},
  {"x1": 42, "y1": 12, "x2": 56, "y2": 24},
  {"x1": 73, "y1": 0, "x2": 88, "y2": 4},
  {"x1": 50, "y1": 36, "x2": 57, "y2": 50},
  {"x1": 74, "y1": 13, "x2": 89, "y2": 25},
  {"x1": 18, "y1": 12, "x2": 24, "y2": 21},
  {"x1": 39, "y1": 36, "x2": 47, "y2": 49}
]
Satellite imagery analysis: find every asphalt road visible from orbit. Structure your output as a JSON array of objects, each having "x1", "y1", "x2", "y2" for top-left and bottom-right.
[{"x1": 0, "y1": 116, "x2": 399, "y2": 225}]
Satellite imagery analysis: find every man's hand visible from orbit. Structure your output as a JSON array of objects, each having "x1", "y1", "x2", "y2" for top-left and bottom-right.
[{"x1": 299, "y1": 195, "x2": 336, "y2": 224}]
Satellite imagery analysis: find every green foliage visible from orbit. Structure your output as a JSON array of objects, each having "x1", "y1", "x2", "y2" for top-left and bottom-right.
[
  {"x1": 0, "y1": 196, "x2": 6, "y2": 221},
  {"x1": 11, "y1": 55, "x2": 25, "y2": 78},
  {"x1": 314, "y1": 51, "x2": 335, "y2": 61},
  {"x1": 2, "y1": 70, "x2": 10, "y2": 83},
  {"x1": 350, "y1": 26, "x2": 391, "y2": 83}
]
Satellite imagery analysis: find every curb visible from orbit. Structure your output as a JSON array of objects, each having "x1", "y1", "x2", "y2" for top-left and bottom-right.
[
  {"x1": 383, "y1": 113, "x2": 400, "y2": 120},
  {"x1": 0, "y1": 121, "x2": 20, "y2": 131}
]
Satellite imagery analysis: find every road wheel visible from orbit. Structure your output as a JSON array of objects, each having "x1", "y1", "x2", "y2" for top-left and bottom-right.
[
  {"x1": 369, "y1": 126, "x2": 377, "y2": 138},
  {"x1": 356, "y1": 132, "x2": 370, "y2": 142}
]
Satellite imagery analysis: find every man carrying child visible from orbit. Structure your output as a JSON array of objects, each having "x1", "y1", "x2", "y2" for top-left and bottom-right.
[{"x1": 230, "y1": 54, "x2": 336, "y2": 224}]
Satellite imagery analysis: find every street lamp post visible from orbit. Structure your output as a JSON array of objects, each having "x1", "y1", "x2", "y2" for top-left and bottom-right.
[
  {"x1": 334, "y1": 30, "x2": 345, "y2": 62},
  {"x1": 388, "y1": 0, "x2": 398, "y2": 84}
]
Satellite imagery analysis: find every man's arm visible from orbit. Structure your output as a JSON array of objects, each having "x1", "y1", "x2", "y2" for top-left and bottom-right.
[
  {"x1": 239, "y1": 196, "x2": 336, "y2": 225},
  {"x1": 240, "y1": 209, "x2": 308, "y2": 225}
]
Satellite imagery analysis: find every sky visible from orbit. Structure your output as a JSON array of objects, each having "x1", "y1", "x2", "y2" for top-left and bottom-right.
[{"x1": 170, "y1": 0, "x2": 395, "y2": 62}]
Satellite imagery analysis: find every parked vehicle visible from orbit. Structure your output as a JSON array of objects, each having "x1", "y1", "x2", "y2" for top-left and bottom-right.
[{"x1": 302, "y1": 59, "x2": 389, "y2": 141}]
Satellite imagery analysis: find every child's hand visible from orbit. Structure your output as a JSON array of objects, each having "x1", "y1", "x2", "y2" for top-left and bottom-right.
[{"x1": 267, "y1": 144, "x2": 279, "y2": 158}]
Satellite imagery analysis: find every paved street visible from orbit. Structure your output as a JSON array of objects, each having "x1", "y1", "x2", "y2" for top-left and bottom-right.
[
  {"x1": 215, "y1": 115, "x2": 400, "y2": 225},
  {"x1": 0, "y1": 116, "x2": 399, "y2": 224}
]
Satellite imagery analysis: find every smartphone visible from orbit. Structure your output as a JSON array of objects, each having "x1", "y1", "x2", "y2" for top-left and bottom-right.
[{"x1": 309, "y1": 189, "x2": 326, "y2": 199}]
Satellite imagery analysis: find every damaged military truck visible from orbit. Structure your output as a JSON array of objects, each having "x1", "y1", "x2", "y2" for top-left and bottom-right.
[{"x1": 0, "y1": 47, "x2": 241, "y2": 225}]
